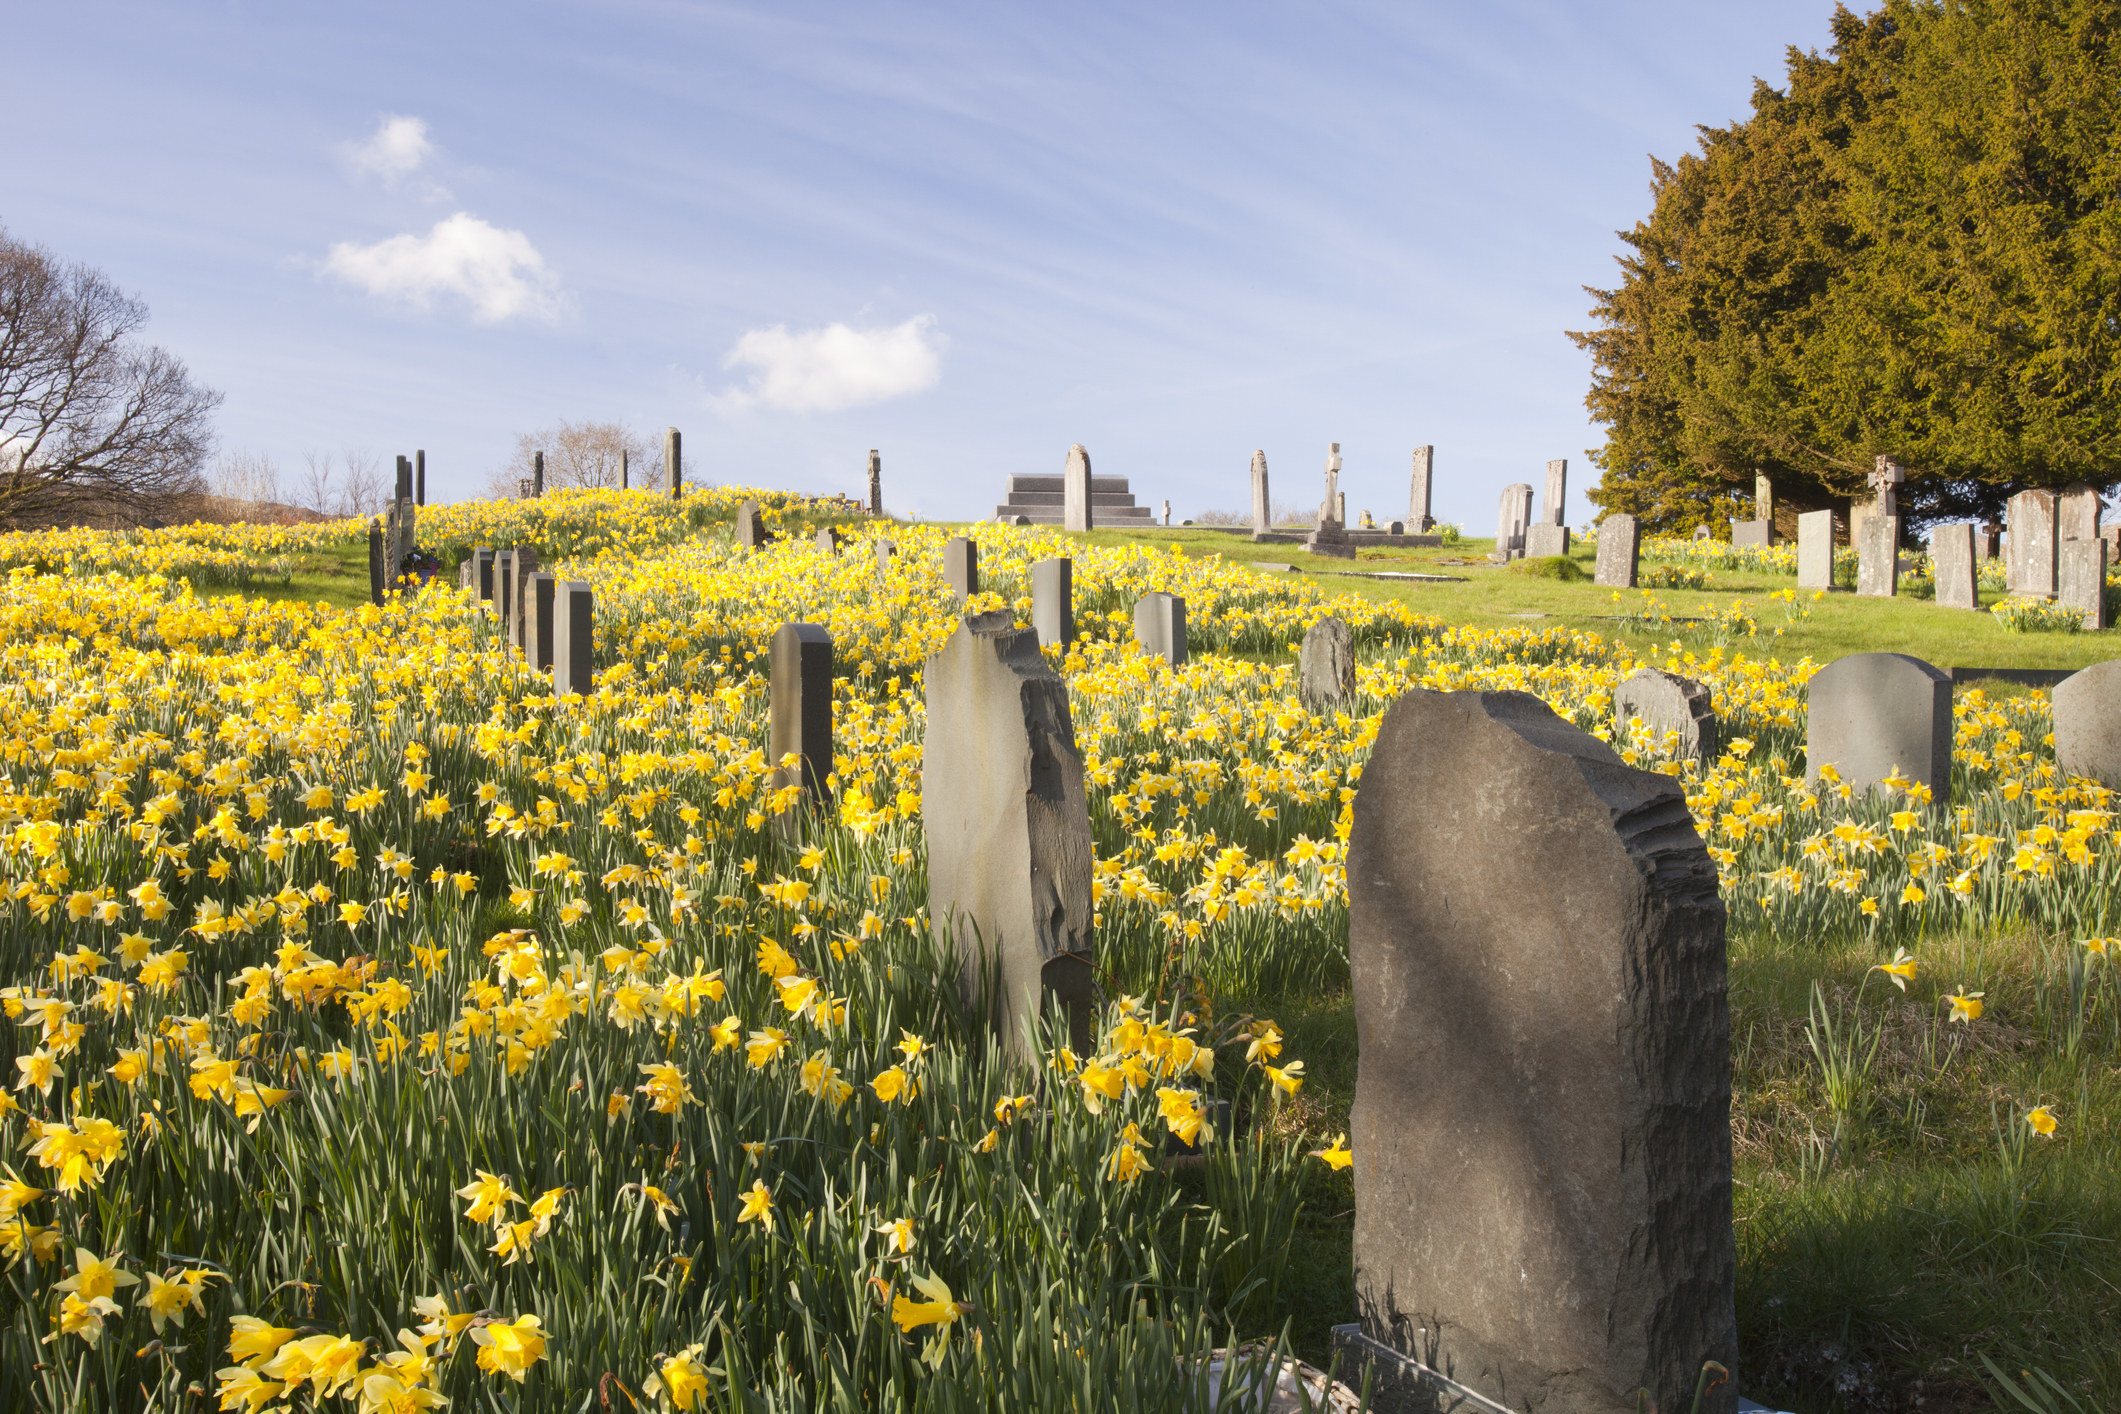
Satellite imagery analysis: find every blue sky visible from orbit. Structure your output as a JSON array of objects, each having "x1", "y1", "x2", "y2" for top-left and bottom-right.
[{"x1": 12, "y1": 1, "x2": 1839, "y2": 526}]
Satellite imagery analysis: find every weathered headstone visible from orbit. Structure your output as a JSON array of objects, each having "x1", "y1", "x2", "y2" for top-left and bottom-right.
[
  {"x1": 735, "y1": 500, "x2": 765, "y2": 550},
  {"x1": 2059, "y1": 483, "x2": 2102, "y2": 544},
  {"x1": 1594, "y1": 513, "x2": 1639, "y2": 588},
  {"x1": 550, "y1": 581, "x2": 594, "y2": 699},
  {"x1": 1299, "y1": 617, "x2": 1354, "y2": 709},
  {"x1": 532, "y1": 450, "x2": 545, "y2": 498},
  {"x1": 1541, "y1": 458, "x2": 1567, "y2": 526},
  {"x1": 472, "y1": 547, "x2": 496, "y2": 605},
  {"x1": 1305, "y1": 445, "x2": 1354, "y2": 557},
  {"x1": 665, "y1": 427, "x2": 683, "y2": 499},
  {"x1": 1031, "y1": 557, "x2": 1074, "y2": 649},
  {"x1": 1806, "y1": 653, "x2": 1951, "y2": 798},
  {"x1": 458, "y1": 558, "x2": 473, "y2": 591},
  {"x1": 1730, "y1": 519, "x2": 1771, "y2": 548},
  {"x1": 1321, "y1": 444, "x2": 1341, "y2": 526},
  {"x1": 1249, "y1": 450, "x2": 1271, "y2": 537},
  {"x1": 1754, "y1": 473, "x2": 1773, "y2": 526},
  {"x1": 1693, "y1": 524, "x2": 1711, "y2": 541},
  {"x1": 2008, "y1": 487, "x2": 2058, "y2": 596},
  {"x1": 495, "y1": 550, "x2": 520, "y2": 637},
  {"x1": 867, "y1": 448, "x2": 883, "y2": 516},
  {"x1": 522, "y1": 572, "x2": 557, "y2": 673},
  {"x1": 1932, "y1": 523, "x2": 1978, "y2": 610},
  {"x1": 1612, "y1": 668, "x2": 1719, "y2": 765},
  {"x1": 620, "y1": 448, "x2": 629, "y2": 491},
  {"x1": 1797, "y1": 510, "x2": 1835, "y2": 590},
  {"x1": 2054, "y1": 660, "x2": 2121, "y2": 789},
  {"x1": 2059, "y1": 537, "x2": 2109, "y2": 630},
  {"x1": 1493, "y1": 483, "x2": 1533, "y2": 561},
  {"x1": 508, "y1": 547, "x2": 541, "y2": 652},
  {"x1": 1063, "y1": 444, "x2": 1093, "y2": 533},
  {"x1": 1856, "y1": 514, "x2": 1900, "y2": 596},
  {"x1": 815, "y1": 526, "x2": 841, "y2": 554},
  {"x1": 1408, "y1": 446, "x2": 1434, "y2": 531},
  {"x1": 1349, "y1": 689, "x2": 1735, "y2": 1414},
  {"x1": 769, "y1": 623, "x2": 834, "y2": 811},
  {"x1": 874, "y1": 539, "x2": 896, "y2": 572},
  {"x1": 922, "y1": 612, "x2": 1095, "y2": 1053},
  {"x1": 1525, "y1": 523, "x2": 1569, "y2": 558},
  {"x1": 367, "y1": 520, "x2": 385, "y2": 606},
  {"x1": 1336, "y1": 491, "x2": 1347, "y2": 525},
  {"x1": 943, "y1": 536, "x2": 979, "y2": 600},
  {"x1": 1132, "y1": 592, "x2": 1187, "y2": 668},
  {"x1": 415, "y1": 449, "x2": 426, "y2": 507}
]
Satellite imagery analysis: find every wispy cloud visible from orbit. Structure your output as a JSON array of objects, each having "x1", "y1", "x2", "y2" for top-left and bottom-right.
[
  {"x1": 343, "y1": 114, "x2": 439, "y2": 187},
  {"x1": 715, "y1": 316, "x2": 945, "y2": 413},
  {"x1": 322, "y1": 214, "x2": 564, "y2": 323}
]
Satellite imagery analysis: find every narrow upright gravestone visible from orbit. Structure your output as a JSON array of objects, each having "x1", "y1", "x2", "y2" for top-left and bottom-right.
[
  {"x1": 1132, "y1": 593, "x2": 1187, "y2": 668},
  {"x1": 509, "y1": 547, "x2": 540, "y2": 652},
  {"x1": 1541, "y1": 457, "x2": 1567, "y2": 525},
  {"x1": 2059, "y1": 483, "x2": 2102, "y2": 544},
  {"x1": 735, "y1": 501, "x2": 766, "y2": 550},
  {"x1": 1857, "y1": 513, "x2": 1900, "y2": 596},
  {"x1": 923, "y1": 612, "x2": 1095, "y2": 1052},
  {"x1": 620, "y1": 448, "x2": 629, "y2": 491},
  {"x1": 2054, "y1": 660, "x2": 2121, "y2": 789},
  {"x1": 769, "y1": 624, "x2": 834, "y2": 809},
  {"x1": 1932, "y1": 523, "x2": 1978, "y2": 610},
  {"x1": 1349, "y1": 690, "x2": 1736, "y2": 1414},
  {"x1": 1063, "y1": 444, "x2": 1094, "y2": 533},
  {"x1": 523, "y1": 573, "x2": 557, "y2": 674},
  {"x1": 1493, "y1": 483, "x2": 1533, "y2": 562},
  {"x1": 415, "y1": 450, "x2": 426, "y2": 507},
  {"x1": 367, "y1": 521, "x2": 385, "y2": 606},
  {"x1": 532, "y1": 450, "x2": 545, "y2": 498},
  {"x1": 665, "y1": 427, "x2": 683, "y2": 499},
  {"x1": 1031, "y1": 558, "x2": 1074, "y2": 649},
  {"x1": 1594, "y1": 512, "x2": 1639, "y2": 588},
  {"x1": 549, "y1": 582, "x2": 595, "y2": 700},
  {"x1": 1249, "y1": 450, "x2": 1271, "y2": 538},
  {"x1": 474, "y1": 547, "x2": 496, "y2": 606},
  {"x1": 1299, "y1": 616, "x2": 1354, "y2": 709},
  {"x1": 1797, "y1": 510, "x2": 1835, "y2": 590},
  {"x1": 2008, "y1": 487, "x2": 2058, "y2": 596},
  {"x1": 874, "y1": 540, "x2": 896, "y2": 571},
  {"x1": 2058, "y1": 538, "x2": 2109, "y2": 630},
  {"x1": 1408, "y1": 446, "x2": 1434, "y2": 532},
  {"x1": 1613, "y1": 668, "x2": 1719, "y2": 765},
  {"x1": 867, "y1": 449, "x2": 883, "y2": 517},
  {"x1": 943, "y1": 536, "x2": 978, "y2": 600},
  {"x1": 1806, "y1": 653, "x2": 1951, "y2": 798}
]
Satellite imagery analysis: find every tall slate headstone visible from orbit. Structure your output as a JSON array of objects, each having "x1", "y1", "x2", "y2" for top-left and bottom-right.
[
  {"x1": 509, "y1": 547, "x2": 541, "y2": 653},
  {"x1": 1594, "y1": 513, "x2": 1639, "y2": 588},
  {"x1": 665, "y1": 427, "x2": 683, "y2": 499},
  {"x1": 1932, "y1": 523, "x2": 1978, "y2": 610},
  {"x1": 620, "y1": 448, "x2": 629, "y2": 491},
  {"x1": 1031, "y1": 557, "x2": 1074, "y2": 649},
  {"x1": 473, "y1": 547, "x2": 496, "y2": 606},
  {"x1": 943, "y1": 536, "x2": 979, "y2": 600},
  {"x1": 1132, "y1": 593, "x2": 1187, "y2": 668},
  {"x1": 923, "y1": 612, "x2": 1094, "y2": 1053},
  {"x1": 769, "y1": 623, "x2": 834, "y2": 811},
  {"x1": 1806, "y1": 653, "x2": 1951, "y2": 798},
  {"x1": 367, "y1": 520, "x2": 385, "y2": 606},
  {"x1": 1299, "y1": 616, "x2": 1354, "y2": 709},
  {"x1": 550, "y1": 581, "x2": 595, "y2": 699},
  {"x1": 1797, "y1": 510, "x2": 1836, "y2": 590},
  {"x1": 2008, "y1": 487, "x2": 2058, "y2": 597},
  {"x1": 532, "y1": 450, "x2": 545, "y2": 498},
  {"x1": 1408, "y1": 446, "x2": 1434, "y2": 531},
  {"x1": 2054, "y1": 660, "x2": 2121, "y2": 789},
  {"x1": 415, "y1": 449, "x2": 426, "y2": 506},
  {"x1": 1063, "y1": 444, "x2": 1093, "y2": 533},
  {"x1": 1857, "y1": 513, "x2": 1900, "y2": 596},
  {"x1": 1349, "y1": 689, "x2": 1735, "y2": 1414},
  {"x1": 1249, "y1": 450, "x2": 1271, "y2": 537},
  {"x1": 1541, "y1": 457, "x2": 1567, "y2": 526},
  {"x1": 1613, "y1": 668, "x2": 1719, "y2": 765},
  {"x1": 522, "y1": 572, "x2": 557, "y2": 673},
  {"x1": 2059, "y1": 537, "x2": 2110, "y2": 630}
]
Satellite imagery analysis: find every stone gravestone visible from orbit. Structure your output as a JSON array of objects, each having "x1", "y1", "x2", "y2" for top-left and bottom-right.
[
  {"x1": 2059, "y1": 483, "x2": 2102, "y2": 544},
  {"x1": 1132, "y1": 593, "x2": 1188, "y2": 667},
  {"x1": 1063, "y1": 444, "x2": 1094, "y2": 533},
  {"x1": 2059, "y1": 538, "x2": 2109, "y2": 630},
  {"x1": 868, "y1": 449, "x2": 883, "y2": 516},
  {"x1": 1305, "y1": 444, "x2": 1354, "y2": 558},
  {"x1": 769, "y1": 623, "x2": 834, "y2": 813},
  {"x1": 1160, "y1": 499, "x2": 1171, "y2": 527},
  {"x1": 458, "y1": 559, "x2": 473, "y2": 591},
  {"x1": 1613, "y1": 668, "x2": 1719, "y2": 766},
  {"x1": 1851, "y1": 454, "x2": 1904, "y2": 551},
  {"x1": 1978, "y1": 522, "x2": 2000, "y2": 559},
  {"x1": 1594, "y1": 513, "x2": 1639, "y2": 588},
  {"x1": 367, "y1": 520, "x2": 385, "y2": 606},
  {"x1": 2008, "y1": 488, "x2": 2058, "y2": 597},
  {"x1": 922, "y1": 612, "x2": 1095, "y2": 1053},
  {"x1": 1299, "y1": 616, "x2": 1354, "y2": 709},
  {"x1": 509, "y1": 547, "x2": 541, "y2": 653},
  {"x1": 532, "y1": 450, "x2": 545, "y2": 498},
  {"x1": 549, "y1": 581, "x2": 595, "y2": 700},
  {"x1": 1348, "y1": 690, "x2": 1735, "y2": 1414},
  {"x1": 1032, "y1": 557, "x2": 1074, "y2": 649},
  {"x1": 1408, "y1": 446, "x2": 1434, "y2": 531},
  {"x1": 1729, "y1": 519, "x2": 1771, "y2": 548},
  {"x1": 874, "y1": 540, "x2": 896, "y2": 571},
  {"x1": 493, "y1": 550, "x2": 514, "y2": 632},
  {"x1": 472, "y1": 547, "x2": 496, "y2": 606},
  {"x1": 1526, "y1": 522, "x2": 1570, "y2": 558},
  {"x1": 522, "y1": 572, "x2": 557, "y2": 673},
  {"x1": 1542, "y1": 457, "x2": 1567, "y2": 525},
  {"x1": 2054, "y1": 660, "x2": 2121, "y2": 789},
  {"x1": 735, "y1": 500, "x2": 766, "y2": 550},
  {"x1": 620, "y1": 448, "x2": 629, "y2": 491},
  {"x1": 1754, "y1": 473, "x2": 1774, "y2": 527},
  {"x1": 665, "y1": 427, "x2": 683, "y2": 499},
  {"x1": 1856, "y1": 513, "x2": 1900, "y2": 596},
  {"x1": 943, "y1": 536, "x2": 979, "y2": 600},
  {"x1": 1493, "y1": 483, "x2": 1533, "y2": 562},
  {"x1": 1797, "y1": 510, "x2": 1836, "y2": 590},
  {"x1": 1249, "y1": 450, "x2": 1271, "y2": 537},
  {"x1": 1806, "y1": 653, "x2": 1951, "y2": 798},
  {"x1": 1932, "y1": 523, "x2": 1978, "y2": 610},
  {"x1": 415, "y1": 449, "x2": 426, "y2": 507},
  {"x1": 815, "y1": 526, "x2": 841, "y2": 554}
]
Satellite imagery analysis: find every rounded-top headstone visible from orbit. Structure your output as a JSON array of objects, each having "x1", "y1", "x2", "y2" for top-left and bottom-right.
[
  {"x1": 2054, "y1": 659, "x2": 2121, "y2": 789},
  {"x1": 1805, "y1": 652, "x2": 1951, "y2": 798}
]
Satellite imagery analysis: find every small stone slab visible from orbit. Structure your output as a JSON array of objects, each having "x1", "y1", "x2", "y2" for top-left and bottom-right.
[
  {"x1": 815, "y1": 526, "x2": 841, "y2": 554},
  {"x1": 942, "y1": 536, "x2": 979, "y2": 600},
  {"x1": 1730, "y1": 518, "x2": 1771, "y2": 548},
  {"x1": 769, "y1": 623, "x2": 834, "y2": 809},
  {"x1": 1613, "y1": 668, "x2": 1718, "y2": 765},
  {"x1": 1931, "y1": 523, "x2": 1978, "y2": 610},
  {"x1": 1031, "y1": 557, "x2": 1074, "y2": 649},
  {"x1": 1525, "y1": 523, "x2": 1570, "y2": 558},
  {"x1": 1132, "y1": 592, "x2": 1187, "y2": 667},
  {"x1": 1805, "y1": 652, "x2": 1950, "y2": 798},
  {"x1": 1300, "y1": 617, "x2": 1355, "y2": 709},
  {"x1": 1856, "y1": 514, "x2": 1900, "y2": 596},
  {"x1": 1594, "y1": 513, "x2": 1639, "y2": 588},
  {"x1": 1796, "y1": 510, "x2": 1835, "y2": 590},
  {"x1": 2054, "y1": 660, "x2": 2121, "y2": 789},
  {"x1": 2059, "y1": 538, "x2": 2109, "y2": 629}
]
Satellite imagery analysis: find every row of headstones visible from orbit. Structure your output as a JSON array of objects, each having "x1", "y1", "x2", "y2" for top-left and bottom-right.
[
  {"x1": 367, "y1": 454, "x2": 427, "y2": 604},
  {"x1": 1492, "y1": 457, "x2": 1571, "y2": 560},
  {"x1": 455, "y1": 548, "x2": 596, "y2": 697}
]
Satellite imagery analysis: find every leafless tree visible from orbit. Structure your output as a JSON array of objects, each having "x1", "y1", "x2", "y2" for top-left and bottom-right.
[
  {"x1": 294, "y1": 451, "x2": 337, "y2": 516},
  {"x1": 489, "y1": 419, "x2": 650, "y2": 498},
  {"x1": 211, "y1": 449, "x2": 280, "y2": 507},
  {"x1": 0, "y1": 224, "x2": 221, "y2": 527},
  {"x1": 337, "y1": 449, "x2": 387, "y2": 518}
]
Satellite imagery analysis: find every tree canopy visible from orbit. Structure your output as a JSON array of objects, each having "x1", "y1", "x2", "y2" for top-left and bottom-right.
[{"x1": 1574, "y1": 1, "x2": 2121, "y2": 533}]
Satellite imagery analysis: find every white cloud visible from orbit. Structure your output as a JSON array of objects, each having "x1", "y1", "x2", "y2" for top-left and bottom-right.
[
  {"x1": 322, "y1": 214, "x2": 564, "y2": 323},
  {"x1": 344, "y1": 114, "x2": 437, "y2": 184},
  {"x1": 715, "y1": 316, "x2": 945, "y2": 413}
]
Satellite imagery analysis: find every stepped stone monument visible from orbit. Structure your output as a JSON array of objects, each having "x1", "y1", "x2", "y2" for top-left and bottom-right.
[
  {"x1": 1349, "y1": 690, "x2": 1735, "y2": 1414},
  {"x1": 1594, "y1": 513, "x2": 1639, "y2": 588},
  {"x1": 2054, "y1": 660, "x2": 2121, "y2": 789},
  {"x1": 1613, "y1": 668, "x2": 1718, "y2": 765},
  {"x1": 994, "y1": 462, "x2": 1154, "y2": 526},
  {"x1": 1806, "y1": 653, "x2": 1951, "y2": 798},
  {"x1": 1299, "y1": 617, "x2": 1354, "y2": 709},
  {"x1": 1932, "y1": 523, "x2": 1978, "y2": 610}
]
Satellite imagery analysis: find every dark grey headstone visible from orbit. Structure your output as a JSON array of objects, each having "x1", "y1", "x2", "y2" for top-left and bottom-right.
[
  {"x1": 550, "y1": 581, "x2": 594, "y2": 699},
  {"x1": 769, "y1": 623, "x2": 833, "y2": 810},
  {"x1": 922, "y1": 612, "x2": 1094, "y2": 1053},
  {"x1": 1594, "y1": 513, "x2": 1639, "y2": 588},
  {"x1": 1613, "y1": 668, "x2": 1718, "y2": 765},
  {"x1": 867, "y1": 448, "x2": 883, "y2": 516},
  {"x1": 1932, "y1": 523, "x2": 1978, "y2": 610},
  {"x1": 473, "y1": 547, "x2": 496, "y2": 605},
  {"x1": 1063, "y1": 444, "x2": 1093, "y2": 533},
  {"x1": 1132, "y1": 592, "x2": 1187, "y2": 667},
  {"x1": 1806, "y1": 652, "x2": 1951, "y2": 798},
  {"x1": 395, "y1": 454, "x2": 413, "y2": 502},
  {"x1": 1031, "y1": 557, "x2": 1074, "y2": 649},
  {"x1": 415, "y1": 449, "x2": 425, "y2": 506},
  {"x1": 1299, "y1": 617, "x2": 1354, "y2": 709},
  {"x1": 523, "y1": 573, "x2": 557, "y2": 673},
  {"x1": 532, "y1": 450, "x2": 544, "y2": 498},
  {"x1": 2059, "y1": 537, "x2": 2109, "y2": 629},
  {"x1": 1856, "y1": 514, "x2": 1900, "y2": 596},
  {"x1": 665, "y1": 426, "x2": 683, "y2": 499},
  {"x1": 620, "y1": 448, "x2": 629, "y2": 491},
  {"x1": 1796, "y1": 510, "x2": 1835, "y2": 589},
  {"x1": 2055, "y1": 660, "x2": 2121, "y2": 789},
  {"x1": 367, "y1": 520, "x2": 385, "y2": 606},
  {"x1": 1350, "y1": 689, "x2": 1734, "y2": 1414},
  {"x1": 495, "y1": 550, "x2": 518, "y2": 637},
  {"x1": 509, "y1": 547, "x2": 540, "y2": 653},
  {"x1": 943, "y1": 536, "x2": 978, "y2": 600}
]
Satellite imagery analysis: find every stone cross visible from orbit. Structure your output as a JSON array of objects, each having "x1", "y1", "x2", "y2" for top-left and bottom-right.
[
  {"x1": 2007, "y1": 488, "x2": 2058, "y2": 597},
  {"x1": 1931, "y1": 524, "x2": 1978, "y2": 610},
  {"x1": 1796, "y1": 510, "x2": 1835, "y2": 590},
  {"x1": 1542, "y1": 457, "x2": 1567, "y2": 526},
  {"x1": 1806, "y1": 653, "x2": 1951, "y2": 798},
  {"x1": 522, "y1": 572, "x2": 557, "y2": 673},
  {"x1": 1032, "y1": 557, "x2": 1074, "y2": 649},
  {"x1": 415, "y1": 450, "x2": 426, "y2": 507},
  {"x1": 1868, "y1": 455, "x2": 1904, "y2": 518},
  {"x1": 1977, "y1": 522, "x2": 2000, "y2": 559},
  {"x1": 1406, "y1": 446, "x2": 1434, "y2": 531},
  {"x1": 1593, "y1": 513, "x2": 1639, "y2": 588},
  {"x1": 1612, "y1": 668, "x2": 1719, "y2": 765},
  {"x1": 1063, "y1": 444, "x2": 1093, "y2": 533},
  {"x1": 1349, "y1": 689, "x2": 1736, "y2": 1414},
  {"x1": 769, "y1": 623, "x2": 834, "y2": 810},
  {"x1": 1856, "y1": 513, "x2": 1900, "y2": 596},
  {"x1": 550, "y1": 581, "x2": 595, "y2": 699},
  {"x1": 1132, "y1": 593, "x2": 1187, "y2": 667},
  {"x1": 942, "y1": 536, "x2": 979, "y2": 600},
  {"x1": 532, "y1": 450, "x2": 545, "y2": 499},
  {"x1": 2054, "y1": 661, "x2": 2121, "y2": 788},
  {"x1": 1299, "y1": 617, "x2": 1354, "y2": 709},
  {"x1": 867, "y1": 449, "x2": 883, "y2": 516},
  {"x1": 922, "y1": 611, "x2": 1094, "y2": 1054},
  {"x1": 2059, "y1": 538, "x2": 2110, "y2": 629},
  {"x1": 1250, "y1": 450, "x2": 1271, "y2": 537},
  {"x1": 665, "y1": 427, "x2": 682, "y2": 499},
  {"x1": 367, "y1": 520, "x2": 385, "y2": 606},
  {"x1": 1160, "y1": 499, "x2": 1171, "y2": 527}
]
